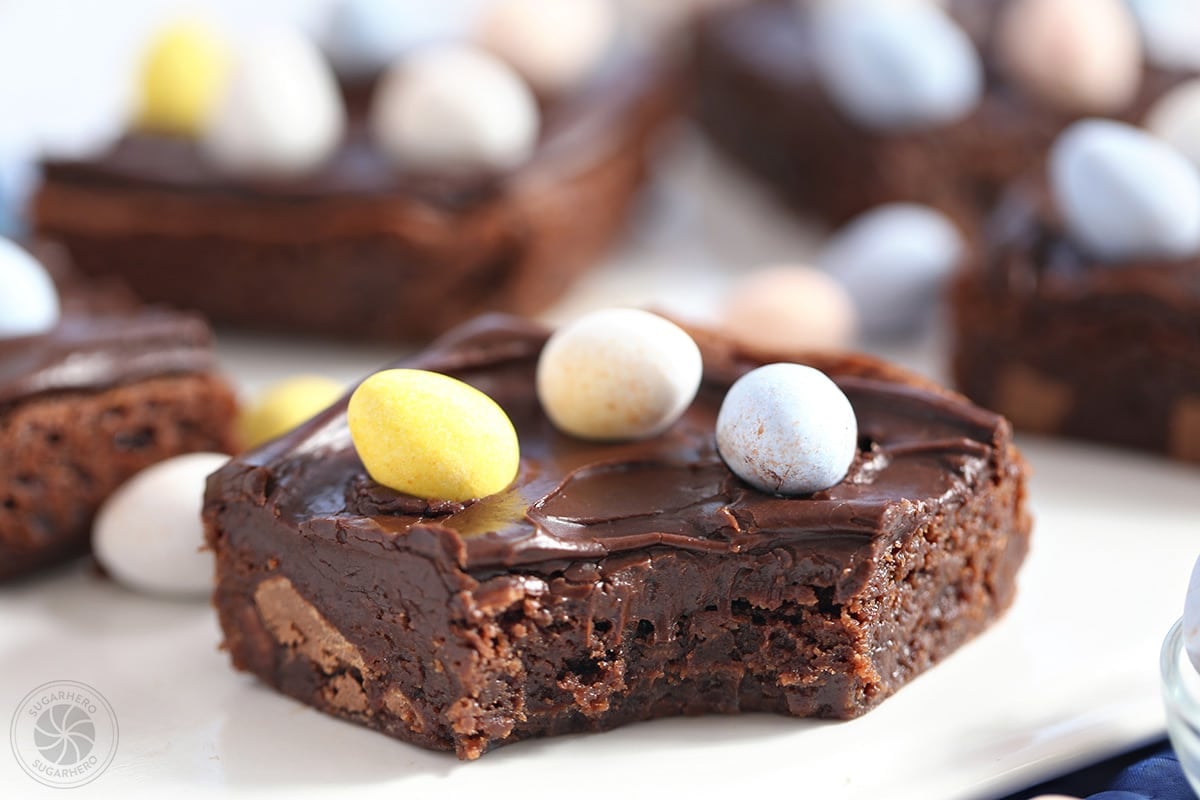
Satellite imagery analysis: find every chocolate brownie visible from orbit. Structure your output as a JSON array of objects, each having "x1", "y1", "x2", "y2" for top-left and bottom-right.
[
  {"x1": 952, "y1": 185, "x2": 1200, "y2": 462},
  {"x1": 33, "y1": 60, "x2": 677, "y2": 341},
  {"x1": 0, "y1": 273, "x2": 238, "y2": 579},
  {"x1": 692, "y1": 0, "x2": 1186, "y2": 229},
  {"x1": 203, "y1": 314, "x2": 1031, "y2": 759}
]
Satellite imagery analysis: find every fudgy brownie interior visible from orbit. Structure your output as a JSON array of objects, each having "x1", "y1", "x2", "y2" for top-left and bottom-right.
[
  {"x1": 205, "y1": 315, "x2": 1031, "y2": 758},
  {"x1": 0, "y1": 308, "x2": 237, "y2": 579}
]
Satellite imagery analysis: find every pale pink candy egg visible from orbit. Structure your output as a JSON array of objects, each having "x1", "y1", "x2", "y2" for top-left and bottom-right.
[
  {"x1": 997, "y1": 0, "x2": 1142, "y2": 114},
  {"x1": 722, "y1": 266, "x2": 857, "y2": 355}
]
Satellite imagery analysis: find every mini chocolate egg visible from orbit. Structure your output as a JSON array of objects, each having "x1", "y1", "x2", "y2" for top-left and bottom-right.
[
  {"x1": 811, "y1": 0, "x2": 982, "y2": 130},
  {"x1": 1146, "y1": 79, "x2": 1200, "y2": 169},
  {"x1": 997, "y1": 0, "x2": 1142, "y2": 114},
  {"x1": 1050, "y1": 119, "x2": 1200, "y2": 262},
  {"x1": 1127, "y1": 0, "x2": 1200, "y2": 72},
  {"x1": 370, "y1": 44, "x2": 539, "y2": 173},
  {"x1": 347, "y1": 369, "x2": 520, "y2": 502},
  {"x1": 137, "y1": 19, "x2": 230, "y2": 135},
  {"x1": 0, "y1": 237, "x2": 60, "y2": 339},
  {"x1": 816, "y1": 203, "x2": 964, "y2": 338},
  {"x1": 537, "y1": 308, "x2": 702, "y2": 441},
  {"x1": 475, "y1": 0, "x2": 616, "y2": 94},
  {"x1": 203, "y1": 30, "x2": 346, "y2": 176},
  {"x1": 93, "y1": 452, "x2": 229, "y2": 598},
  {"x1": 1184, "y1": 554, "x2": 1200, "y2": 671},
  {"x1": 716, "y1": 363, "x2": 858, "y2": 496},
  {"x1": 722, "y1": 266, "x2": 857, "y2": 354},
  {"x1": 239, "y1": 375, "x2": 344, "y2": 450},
  {"x1": 324, "y1": 0, "x2": 484, "y2": 77}
]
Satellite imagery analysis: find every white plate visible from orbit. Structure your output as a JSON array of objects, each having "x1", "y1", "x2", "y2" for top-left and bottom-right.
[{"x1": 2, "y1": 139, "x2": 1197, "y2": 800}]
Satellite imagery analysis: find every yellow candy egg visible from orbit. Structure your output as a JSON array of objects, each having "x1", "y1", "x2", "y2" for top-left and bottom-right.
[
  {"x1": 138, "y1": 20, "x2": 230, "y2": 135},
  {"x1": 347, "y1": 369, "x2": 519, "y2": 502},
  {"x1": 240, "y1": 375, "x2": 345, "y2": 450}
]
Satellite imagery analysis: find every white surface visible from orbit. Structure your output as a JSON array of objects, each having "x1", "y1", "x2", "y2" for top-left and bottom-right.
[
  {"x1": 0, "y1": 414, "x2": 1194, "y2": 800},
  {"x1": 0, "y1": 138, "x2": 1197, "y2": 799}
]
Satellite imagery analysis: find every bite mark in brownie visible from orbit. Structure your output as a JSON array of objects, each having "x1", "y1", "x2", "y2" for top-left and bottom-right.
[{"x1": 204, "y1": 315, "x2": 1031, "y2": 758}]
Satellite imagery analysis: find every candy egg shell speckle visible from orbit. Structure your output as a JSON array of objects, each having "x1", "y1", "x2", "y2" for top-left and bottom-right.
[
  {"x1": 1050, "y1": 119, "x2": 1200, "y2": 262},
  {"x1": 239, "y1": 375, "x2": 344, "y2": 450},
  {"x1": 0, "y1": 237, "x2": 60, "y2": 339},
  {"x1": 537, "y1": 308, "x2": 702, "y2": 441},
  {"x1": 997, "y1": 0, "x2": 1142, "y2": 115},
  {"x1": 716, "y1": 363, "x2": 858, "y2": 496},
  {"x1": 1127, "y1": 0, "x2": 1200, "y2": 72},
  {"x1": 347, "y1": 369, "x2": 520, "y2": 502},
  {"x1": 203, "y1": 30, "x2": 346, "y2": 177},
  {"x1": 93, "y1": 452, "x2": 229, "y2": 598},
  {"x1": 1184, "y1": 555, "x2": 1200, "y2": 672},
  {"x1": 324, "y1": 0, "x2": 484, "y2": 77},
  {"x1": 811, "y1": 0, "x2": 982, "y2": 131},
  {"x1": 722, "y1": 266, "x2": 857, "y2": 354},
  {"x1": 1146, "y1": 79, "x2": 1200, "y2": 170},
  {"x1": 370, "y1": 44, "x2": 539, "y2": 173},
  {"x1": 475, "y1": 0, "x2": 616, "y2": 94},
  {"x1": 817, "y1": 203, "x2": 963, "y2": 339},
  {"x1": 137, "y1": 19, "x2": 230, "y2": 135}
]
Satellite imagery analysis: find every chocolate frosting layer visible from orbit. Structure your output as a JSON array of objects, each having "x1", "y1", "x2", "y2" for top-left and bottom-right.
[
  {"x1": 983, "y1": 185, "x2": 1200, "y2": 307},
  {"x1": 40, "y1": 61, "x2": 667, "y2": 211},
  {"x1": 0, "y1": 308, "x2": 218, "y2": 409},
  {"x1": 232, "y1": 315, "x2": 1007, "y2": 594}
]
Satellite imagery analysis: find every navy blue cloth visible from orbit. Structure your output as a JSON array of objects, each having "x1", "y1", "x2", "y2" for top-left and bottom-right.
[
  {"x1": 995, "y1": 741, "x2": 1195, "y2": 800},
  {"x1": 1089, "y1": 747, "x2": 1197, "y2": 800}
]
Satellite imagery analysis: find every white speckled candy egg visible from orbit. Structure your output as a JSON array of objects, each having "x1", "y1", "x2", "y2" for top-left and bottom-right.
[
  {"x1": 370, "y1": 44, "x2": 539, "y2": 173},
  {"x1": 475, "y1": 0, "x2": 616, "y2": 94},
  {"x1": 203, "y1": 30, "x2": 346, "y2": 177},
  {"x1": 1127, "y1": 0, "x2": 1200, "y2": 72},
  {"x1": 537, "y1": 308, "x2": 702, "y2": 441},
  {"x1": 324, "y1": 0, "x2": 484, "y2": 77},
  {"x1": 0, "y1": 237, "x2": 60, "y2": 339},
  {"x1": 93, "y1": 452, "x2": 229, "y2": 598},
  {"x1": 722, "y1": 266, "x2": 857, "y2": 353},
  {"x1": 811, "y1": 0, "x2": 982, "y2": 130},
  {"x1": 716, "y1": 363, "x2": 858, "y2": 496},
  {"x1": 1050, "y1": 119, "x2": 1200, "y2": 262},
  {"x1": 997, "y1": 0, "x2": 1142, "y2": 114},
  {"x1": 1146, "y1": 79, "x2": 1200, "y2": 170},
  {"x1": 816, "y1": 203, "x2": 964, "y2": 338}
]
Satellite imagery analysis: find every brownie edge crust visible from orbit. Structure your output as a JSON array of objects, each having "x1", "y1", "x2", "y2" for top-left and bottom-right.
[{"x1": 204, "y1": 315, "x2": 1031, "y2": 759}]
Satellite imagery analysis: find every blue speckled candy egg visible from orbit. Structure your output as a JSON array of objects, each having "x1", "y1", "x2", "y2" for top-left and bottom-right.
[
  {"x1": 324, "y1": 0, "x2": 484, "y2": 77},
  {"x1": 817, "y1": 203, "x2": 964, "y2": 339},
  {"x1": 1050, "y1": 119, "x2": 1200, "y2": 262},
  {"x1": 0, "y1": 237, "x2": 60, "y2": 339},
  {"x1": 716, "y1": 363, "x2": 858, "y2": 496},
  {"x1": 811, "y1": 0, "x2": 983, "y2": 131}
]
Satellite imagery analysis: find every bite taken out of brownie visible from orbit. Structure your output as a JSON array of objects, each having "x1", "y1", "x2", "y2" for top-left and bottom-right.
[{"x1": 203, "y1": 314, "x2": 1031, "y2": 760}]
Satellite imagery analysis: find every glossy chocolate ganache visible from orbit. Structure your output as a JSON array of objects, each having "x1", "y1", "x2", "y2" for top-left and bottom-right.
[
  {"x1": 234, "y1": 315, "x2": 1008, "y2": 589},
  {"x1": 0, "y1": 309, "x2": 218, "y2": 409}
]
